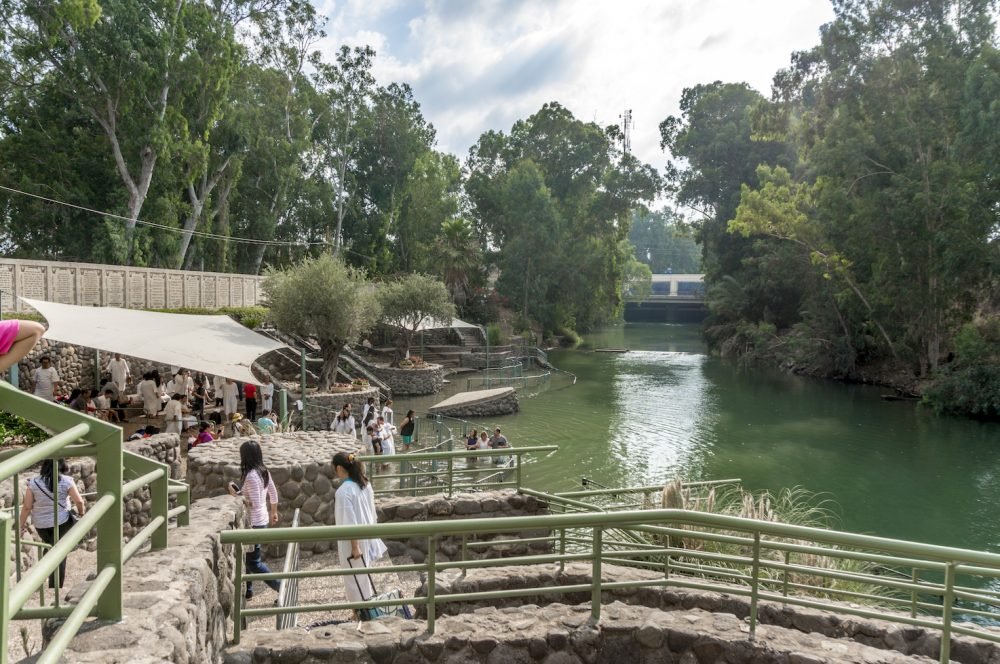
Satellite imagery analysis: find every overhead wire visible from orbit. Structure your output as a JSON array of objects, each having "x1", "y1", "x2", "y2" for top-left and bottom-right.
[{"x1": 0, "y1": 183, "x2": 327, "y2": 248}]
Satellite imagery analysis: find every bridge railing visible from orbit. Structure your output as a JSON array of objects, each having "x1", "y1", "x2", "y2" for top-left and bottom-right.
[
  {"x1": 222, "y1": 504, "x2": 1000, "y2": 663},
  {"x1": 0, "y1": 381, "x2": 189, "y2": 664}
]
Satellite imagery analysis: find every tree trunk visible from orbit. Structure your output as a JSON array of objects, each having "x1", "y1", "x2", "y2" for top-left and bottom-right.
[
  {"x1": 318, "y1": 343, "x2": 342, "y2": 392},
  {"x1": 332, "y1": 103, "x2": 353, "y2": 256}
]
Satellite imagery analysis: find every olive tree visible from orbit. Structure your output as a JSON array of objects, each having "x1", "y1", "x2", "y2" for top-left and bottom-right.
[
  {"x1": 263, "y1": 254, "x2": 380, "y2": 390},
  {"x1": 377, "y1": 273, "x2": 456, "y2": 366}
]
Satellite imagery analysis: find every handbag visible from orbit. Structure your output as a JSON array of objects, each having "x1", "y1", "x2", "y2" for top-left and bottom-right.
[
  {"x1": 32, "y1": 478, "x2": 79, "y2": 528},
  {"x1": 347, "y1": 555, "x2": 412, "y2": 621}
]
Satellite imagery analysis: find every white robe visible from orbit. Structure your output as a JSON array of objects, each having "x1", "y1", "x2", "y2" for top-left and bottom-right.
[
  {"x1": 138, "y1": 379, "x2": 159, "y2": 416},
  {"x1": 260, "y1": 382, "x2": 274, "y2": 411},
  {"x1": 334, "y1": 479, "x2": 387, "y2": 602},
  {"x1": 107, "y1": 358, "x2": 130, "y2": 391},
  {"x1": 221, "y1": 382, "x2": 239, "y2": 415}
]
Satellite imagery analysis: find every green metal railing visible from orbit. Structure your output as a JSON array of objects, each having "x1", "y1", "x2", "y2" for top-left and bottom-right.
[
  {"x1": 0, "y1": 381, "x2": 190, "y2": 664},
  {"x1": 465, "y1": 372, "x2": 552, "y2": 392},
  {"x1": 365, "y1": 446, "x2": 558, "y2": 497},
  {"x1": 221, "y1": 505, "x2": 1000, "y2": 663}
]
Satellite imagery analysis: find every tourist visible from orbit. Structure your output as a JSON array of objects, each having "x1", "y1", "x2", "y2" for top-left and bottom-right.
[
  {"x1": 466, "y1": 429, "x2": 479, "y2": 450},
  {"x1": 32, "y1": 355, "x2": 61, "y2": 401},
  {"x1": 361, "y1": 397, "x2": 376, "y2": 428},
  {"x1": 192, "y1": 421, "x2": 216, "y2": 448},
  {"x1": 0, "y1": 319, "x2": 44, "y2": 374},
  {"x1": 182, "y1": 424, "x2": 199, "y2": 452},
  {"x1": 67, "y1": 388, "x2": 87, "y2": 412},
  {"x1": 376, "y1": 416, "x2": 395, "y2": 456},
  {"x1": 95, "y1": 388, "x2": 116, "y2": 421},
  {"x1": 99, "y1": 376, "x2": 125, "y2": 420},
  {"x1": 212, "y1": 375, "x2": 225, "y2": 407},
  {"x1": 381, "y1": 399, "x2": 394, "y2": 426},
  {"x1": 489, "y1": 427, "x2": 510, "y2": 464},
  {"x1": 105, "y1": 353, "x2": 131, "y2": 392},
  {"x1": 163, "y1": 393, "x2": 189, "y2": 434},
  {"x1": 243, "y1": 381, "x2": 258, "y2": 421},
  {"x1": 138, "y1": 372, "x2": 160, "y2": 418},
  {"x1": 399, "y1": 410, "x2": 416, "y2": 451},
  {"x1": 478, "y1": 430, "x2": 490, "y2": 451},
  {"x1": 260, "y1": 375, "x2": 275, "y2": 413},
  {"x1": 173, "y1": 368, "x2": 194, "y2": 396},
  {"x1": 18, "y1": 458, "x2": 86, "y2": 588},
  {"x1": 257, "y1": 410, "x2": 277, "y2": 434},
  {"x1": 85, "y1": 389, "x2": 98, "y2": 416},
  {"x1": 332, "y1": 405, "x2": 356, "y2": 437},
  {"x1": 363, "y1": 424, "x2": 379, "y2": 455},
  {"x1": 332, "y1": 451, "x2": 387, "y2": 619},
  {"x1": 221, "y1": 378, "x2": 239, "y2": 422},
  {"x1": 191, "y1": 377, "x2": 207, "y2": 421},
  {"x1": 228, "y1": 441, "x2": 280, "y2": 600}
]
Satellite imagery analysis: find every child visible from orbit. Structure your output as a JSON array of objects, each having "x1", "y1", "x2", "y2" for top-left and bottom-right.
[{"x1": 0, "y1": 319, "x2": 45, "y2": 374}]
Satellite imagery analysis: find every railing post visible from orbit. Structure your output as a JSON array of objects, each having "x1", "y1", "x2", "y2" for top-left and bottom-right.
[
  {"x1": 460, "y1": 535, "x2": 468, "y2": 575},
  {"x1": 910, "y1": 568, "x2": 918, "y2": 618},
  {"x1": 233, "y1": 545, "x2": 243, "y2": 644},
  {"x1": 748, "y1": 531, "x2": 761, "y2": 640},
  {"x1": 13, "y1": 472, "x2": 21, "y2": 582},
  {"x1": 177, "y1": 483, "x2": 190, "y2": 528},
  {"x1": 559, "y1": 528, "x2": 566, "y2": 573},
  {"x1": 782, "y1": 551, "x2": 790, "y2": 600},
  {"x1": 1, "y1": 514, "x2": 11, "y2": 664},
  {"x1": 447, "y1": 458, "x2": 454, "y2": 498},
  {"x1": 95, "y1": 429, "x2": 123, "y2": 621},
  {"x1": 940, "y1": 563, "x2": 956, "y2": 664},
  {"x1": 591, "y1": 528, "x2": 602, "y2": 623},
  {"x1": 427, "y1": 535, "x2": 436, "y2": 635},
  {"x1": 51, "y1": 458, "x2": 60, "y2": 605},
  {"x1": 515, "y1": 454, "x2": 522, "y2": 491}
]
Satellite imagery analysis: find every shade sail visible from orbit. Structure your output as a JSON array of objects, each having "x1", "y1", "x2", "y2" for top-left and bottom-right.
[
  {"x1": 413, "y1": 317, "x2": 481, "y2": 332},
  {"x1": 22, "y1": 298, "x2": 286, "y2": 385}
]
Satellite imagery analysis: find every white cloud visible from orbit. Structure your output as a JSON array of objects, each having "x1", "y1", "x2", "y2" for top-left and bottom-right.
[{"x1": 317, "y1": 0, "x2": 835, "y2": 167}]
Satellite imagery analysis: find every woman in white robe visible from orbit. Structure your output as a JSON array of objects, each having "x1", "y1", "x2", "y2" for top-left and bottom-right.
[{"x1": 332, "y1": 452, "x2": 387, "y2": 606}]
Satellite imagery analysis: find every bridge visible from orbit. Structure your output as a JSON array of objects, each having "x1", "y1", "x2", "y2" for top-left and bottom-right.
[{"x1": 625, "y1": 273, "x2": 707, "y2": 323}]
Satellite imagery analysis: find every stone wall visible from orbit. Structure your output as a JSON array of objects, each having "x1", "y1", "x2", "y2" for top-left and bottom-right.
[
  {"x1": 428, "y1": 388, "x2": 519, "y2": 418},
  {"x1": 221, "y1": 600, "x2": 942, "y2": 664},
  {"x1": 460, "y1": 351, "x2": 516, "y2": 370},
  {"x1": 47, "y1": 495, "x2": 244, "y2": 664},
  {"x1": 0, "y1": 257, "x2": 263, "y2": 312},
  {"x1": 377, "y1": 491, "x2": 551, "y2": 563},
  {"x1": 295, "y1": 387, "x2": 381, "y2": 431},
  {"x1": 0, "y1": 433, "x2": 182, "y2": 540},
  {"x1": 370, "y1": 364, "x2": 444, "y2": 396}
]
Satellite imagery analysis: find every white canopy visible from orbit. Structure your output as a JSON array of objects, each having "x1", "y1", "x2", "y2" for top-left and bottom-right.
[
  {"x1": 22, "y1": 298, "x2": 286, "y2": 385},
  {"x1": 413, "y1": 317, "x2": 481, "y2": 332}
]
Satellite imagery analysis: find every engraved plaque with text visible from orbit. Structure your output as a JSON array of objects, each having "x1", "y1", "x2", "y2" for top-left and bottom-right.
[
  {"x1": 166, "y1": 274, "x2": 184, "y2": 308},
  {"x1": 202, "y1": 276, "x2": 216, "y2": 309},
  {"x1": 79, "y1": 269, "x2": 102, "y2": 306},
  {"x1": 230, "y1": 278, "x2": 243, "y2": 307},
  {"x1": 105, "y1": 270, "x2": 126, "y2": 307},
  {"x1": 51, "y1": 268, "x2": 75, "y2": 304},
  {"x1": 184, "y1": 275, "x2": 200, "y2": 307},
  {"x1": 0, "y1": 265, "x2": 13, "y2": 308},
  {"x1": 128, "y1": 272, "x2": 147, "y2": 308},
  {"x1": 148, "y1": 273, "x2": 166, "y2": 309},
  {"x1": 217, "y1": 278, "x2": 230, "y2": 307},
  {"x1": 242, "y1": 279, "x2": 255, "y2": 306}
]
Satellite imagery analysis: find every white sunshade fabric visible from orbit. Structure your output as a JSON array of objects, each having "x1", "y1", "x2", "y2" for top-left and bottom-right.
[
  {"x1": 413, "y1": 317, "x2": 481, "y2": 332},
  {"x1": 22, "y1": 298, "x2": 286, "y2": 385}
]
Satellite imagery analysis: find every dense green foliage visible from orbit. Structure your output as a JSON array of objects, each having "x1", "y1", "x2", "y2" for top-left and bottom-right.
[
  {"x1": 628, "y1": 210, "x2": 701, "y2": 275},
  {"x1": 376, "y1": 273, "x2": 456, "y2": 365},
  {"x1": 663, "y1": 0, "x2": 1000, "y2": 408},
  {"x1": 924, "y1": 319, "x2": 1000, "y2": 419},
  {"x1": 0, "y1": 412, "x2": 47, "y2": 447}
]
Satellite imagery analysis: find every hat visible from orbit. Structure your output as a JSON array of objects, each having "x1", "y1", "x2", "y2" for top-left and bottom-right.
[{"x1": 230, "y1": 412, "x2": 243, "y2": 422}]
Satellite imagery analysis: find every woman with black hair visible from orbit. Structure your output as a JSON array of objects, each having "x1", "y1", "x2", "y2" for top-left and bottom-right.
[
  {"x1": 332, "y1": 451, "x2": 386, "y2": 610},
  {"x1": 18, "y1": 458, "x2": 86, "y2": 588},
  {"x1": 228, "y1": 440, "x2": 281, "y2": 599}
]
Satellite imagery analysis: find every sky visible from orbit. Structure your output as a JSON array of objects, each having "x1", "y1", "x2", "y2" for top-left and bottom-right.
[{"x1": 313, "y1": 0, "x2": 836, "y2": 170}]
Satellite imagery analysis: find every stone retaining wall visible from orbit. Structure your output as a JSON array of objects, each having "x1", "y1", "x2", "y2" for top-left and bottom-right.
[
  {"x1": 429, "y1": 389, "x2": 519, "y2": 418},
  {"x1": 370, "y1": 363, "x2": 444, "y2": 395},
  {"x1": 47, "y1": 495, "x2": 244, "y2": 664},
  {"x1": 0, "y1": 433, "x2": 182, "y2": 541},
  {"x1": 377, "y1": 491, "x2": 551, "y2": 563}
]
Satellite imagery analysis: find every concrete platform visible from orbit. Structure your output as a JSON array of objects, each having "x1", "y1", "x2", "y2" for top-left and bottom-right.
[{"x1": 427, "y1": 387, "x2": 519, "y2": 418}]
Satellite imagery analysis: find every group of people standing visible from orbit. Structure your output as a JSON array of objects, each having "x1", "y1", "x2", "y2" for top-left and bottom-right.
[{"x1": 331, "y1": 397, "x2": 417, "y2": 456}]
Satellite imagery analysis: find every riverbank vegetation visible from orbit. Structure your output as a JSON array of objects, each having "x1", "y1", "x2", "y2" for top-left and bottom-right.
[{"x1": 660, "y1": 0, "x2": 1000, "y2": 416}]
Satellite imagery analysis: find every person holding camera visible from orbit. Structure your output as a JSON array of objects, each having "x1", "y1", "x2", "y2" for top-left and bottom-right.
[{"x1": 228, "y1": 440, "x2": 280, "y2": 600}]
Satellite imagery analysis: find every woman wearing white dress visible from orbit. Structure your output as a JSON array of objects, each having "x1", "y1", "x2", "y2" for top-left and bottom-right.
[
  {"x1": 380, "y1": 399, "x2": 393, "y2": 427},
  {"x1": 163, "y1": 393, "x2": 189, "y2": 434},
  {"x1": 332, "y1": 407, "x2": 356, "y2": 437},
  {"x1": 260, "y1": 375, "x2": 275, "y2": 412},
  {"x1": 332, "y1": 452, "x2": 387, "y2": 615},
  {"x1": 138, "y1": 372, "x2": 160, "y2": 417},
  {"x1": 221, "y1": 378, "x2": 239, "y2": 419}
]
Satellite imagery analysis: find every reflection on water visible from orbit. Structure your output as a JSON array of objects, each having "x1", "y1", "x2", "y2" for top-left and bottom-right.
[{"x1": 397, "y1": 323, "x2": 1000, "y2": 552}]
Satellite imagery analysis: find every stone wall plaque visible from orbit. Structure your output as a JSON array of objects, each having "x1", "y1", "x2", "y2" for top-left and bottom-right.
[
  {"x1": 0, "y1": 264, "x2": 13, "y2": 310},
  {"x1": 229, "y1": 278, "x2": 243, "y2": 307},
  {"x1": 184, "y1": 274, "x2": 200, "y2": 307},
  {"x1": 148, "y1": 273, "x2": 166, "y2": 309},
  {"x1": 242, "y1": 279, "x2": 255, "y2": 306},
  {"x1": 79, "y1": 268, "x2": 102, "y2": 306},
  {"x1": 216, "y1": 277, "x2": 230, "y2": 307},
  {"x1": 166, "y1": 274, "x2": 184, "y2": 309},
  {"x1": 19, "y1": 266, "x2": 45, "y2": 301},
  {"x1": 201, "y1": 276, "x2": 216, "y2": 309},
  {"x1": 128, "y1": 272, "x2": 147, "y2": 309},
  {"x1": 50, "y1": 267, "x2": 75, "y2": 304},
  {"x1": 105, "y1": 270, "x2": 126, "y2": 307}
]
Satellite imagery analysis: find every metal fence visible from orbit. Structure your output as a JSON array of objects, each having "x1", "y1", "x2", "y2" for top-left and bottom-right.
[
  {"x1": 465, "y1": 372, "x2": 552, "y2": 392},
  {"x1": 275, "y1": 509, "x2": 301, "y2": 630},
  {"x1": 221, "y1": 504, "x2": 1000, "y2": 663},
  {"x1": 0, "y1": 381, "x2": 190, "y2": 664}
]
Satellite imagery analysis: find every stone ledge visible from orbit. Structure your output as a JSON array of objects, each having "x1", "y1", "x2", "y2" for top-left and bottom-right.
[
  {"x1": 420, "y1": 562, "x2": 1000, "y2": 664},
  {"x1": 221, "y1": 600, "x2": 937, "y2": 664},
  {"x1": 428, "y1": 387, "x2": 519, "y2": 418}
]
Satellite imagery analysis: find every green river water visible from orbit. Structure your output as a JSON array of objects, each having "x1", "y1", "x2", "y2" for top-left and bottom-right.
[{"x1": 399, "y1": 323, "x2": 1000, "y2": 553}]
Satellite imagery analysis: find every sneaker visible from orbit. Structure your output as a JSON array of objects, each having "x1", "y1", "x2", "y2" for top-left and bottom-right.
[{"x1": 245, "y1": 589, "x2": 253, "y2": 600}]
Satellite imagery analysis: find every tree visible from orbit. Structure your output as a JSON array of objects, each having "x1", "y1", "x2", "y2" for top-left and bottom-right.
[
  {"x1": 377, "y1": 273, "x2": 456, "y2": 365},
  {"x1": 425, "y1": 217, "x2": 483, "y2": 310},
  {"x1": 263, "y1": 254, "x2": 379, "y2": 390},
  {"x1": 629, "y1": 210, "x2": 701, "y2": 274}
]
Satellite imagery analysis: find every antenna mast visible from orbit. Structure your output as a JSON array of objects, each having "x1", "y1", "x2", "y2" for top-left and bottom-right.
[{"x1": 618, "y1": 108, "x2": 633, "y2": 154}]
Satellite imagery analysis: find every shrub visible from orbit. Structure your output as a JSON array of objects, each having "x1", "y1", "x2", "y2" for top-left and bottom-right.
[
  {"x1": 0, "y1": 412, "x2": 48, "y2": 447},
  {"x1": 486, "y1": 323, "x2": 503, "y2": 347},
  {"x1": 144, "y1": 306, "x2": 269, "y2": 329}
]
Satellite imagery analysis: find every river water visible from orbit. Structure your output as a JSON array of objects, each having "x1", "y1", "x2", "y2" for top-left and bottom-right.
[{"x1": 399, "y1": 323, "x2": 1000, "y2": 553}]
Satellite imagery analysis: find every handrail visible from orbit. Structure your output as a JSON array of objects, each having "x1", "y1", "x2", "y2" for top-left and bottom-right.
[
  {"x1": 0, "y1": 381, "x2": 190, "y2": 664},
  {"x1": 220, "y1": 506, "x2": 1000, "y2": 662}
]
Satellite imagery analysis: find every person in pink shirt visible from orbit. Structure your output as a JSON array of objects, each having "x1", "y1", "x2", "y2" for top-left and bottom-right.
[
  {"x1": 228, "y1": 440, "x2": 280, "y2": 599},
  {"x1": 0, "y1": 319, "x2": 45, "y2": 374}
]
